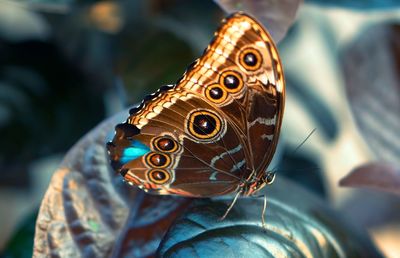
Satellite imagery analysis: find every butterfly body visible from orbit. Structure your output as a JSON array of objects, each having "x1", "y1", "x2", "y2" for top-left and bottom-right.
[{"x1": 107, "y1": 12, "x2": 285, "y2": 198}]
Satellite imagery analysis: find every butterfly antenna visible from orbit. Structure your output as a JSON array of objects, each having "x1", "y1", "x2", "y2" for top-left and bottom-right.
[
  {"x1": 268, "y1": 128, "x2": 317, "y2": 174},
  {"x1": 276, "y1": 166, "x2": 322, "y2": 174},
  {"x1": 292, "y1": 128, "x2": 316, "y2": 155},
  {"x1": 220, "y1": 190, "x2": 242, "y2": 221}
]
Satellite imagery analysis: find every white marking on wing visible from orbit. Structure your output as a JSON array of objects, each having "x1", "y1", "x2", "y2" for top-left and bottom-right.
[
  {"x1": 210, "y1": 144, "x2": 242, "y2": 167},
  {"x1": 209, "y1": 171, "x2": 218, "y2": 181},
  {"x1": 230, "y1": 159, "x2": 246, "y2": 173},
  {"x1": 259, "y1": 73, "x2": 269, "y2": 85},
  {"x1": 261, "y1": 134, "x2": 274, "y2": 141},
  {"x1": 208, "y1": 145, "x2": 243, "y2": 181},
  {"x1": 248, "y1": 114, "x2": 276, "y2": 127}
]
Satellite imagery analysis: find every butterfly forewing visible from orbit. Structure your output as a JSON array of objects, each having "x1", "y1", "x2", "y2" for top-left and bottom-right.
[
  {"x1": 107, "y1": 13, "x2": 285, "y2": 197},
  {"x1": 176, "y1": 13, "x2": 285, "y2": 181}
]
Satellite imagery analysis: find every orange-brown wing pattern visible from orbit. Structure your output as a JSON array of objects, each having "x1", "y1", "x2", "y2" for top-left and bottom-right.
[
  {"x1": 107, "y1": 13, "x2": 285, "y2": 197},
  {"x1": 107, "y1": 87, "x2": 246, "y2": 197},
  {"x1": 175, "y1": 13, "x2": 285, "y2": 181}
]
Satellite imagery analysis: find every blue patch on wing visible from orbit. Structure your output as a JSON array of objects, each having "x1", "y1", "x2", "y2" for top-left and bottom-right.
[{"x1": 120, "y1": 140, "x2": 150, "y2": 164}]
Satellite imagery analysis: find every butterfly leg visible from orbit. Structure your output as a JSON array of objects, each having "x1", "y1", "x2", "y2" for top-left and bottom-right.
[
  {"x1": 261, "y1": 194, "x2": 267, "y2": 230},
  {"x1": 219, "y1": 190, "x2": 242, "y2": 221},
  {"x1": 250, "y1": 193, "x2": 268, "y2": 230}
]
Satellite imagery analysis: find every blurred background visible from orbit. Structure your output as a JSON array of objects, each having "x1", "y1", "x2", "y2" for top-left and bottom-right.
[{"x1": 0, "y1": 0, "x2": 399, "y2": 257}]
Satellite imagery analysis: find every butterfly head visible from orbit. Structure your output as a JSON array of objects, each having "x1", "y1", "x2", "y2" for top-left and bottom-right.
[{"x1": 242, "y1": 171, "x2": 276, "y2": 196}]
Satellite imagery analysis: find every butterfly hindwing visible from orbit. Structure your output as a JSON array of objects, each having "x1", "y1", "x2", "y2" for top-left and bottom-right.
[{"x1": 108, "y1": 88, "x2": 247, "y2": 197}]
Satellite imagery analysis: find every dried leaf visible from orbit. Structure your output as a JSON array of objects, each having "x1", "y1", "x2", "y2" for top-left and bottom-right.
[
  {"x1": 342, "y1": 23, "x2": 400, "y2": 167},
  {"x1": 340, "y1": 162, "x2": 400, "y2": 196},
  {"x1": 0, "y1": 1, "x2": 50, "y2": 41},
  {"x1": 150, "y1": 1, "x2": 223, "y2": 53},
  {"x1": 214, "y1": 0, "x2": 302, "y2": 42},
  {"x1": 305, "y1": 0, "x2": 400, "y2": 9},
  {"x1": 33, "y1": 111, "x2": 192, "y2": 258}
]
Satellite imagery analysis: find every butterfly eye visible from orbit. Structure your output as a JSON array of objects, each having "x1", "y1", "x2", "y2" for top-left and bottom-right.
[
  {"x1": 153, "y1": 137, "x2": 178, "y2": 153},
  {"x1": 239, "y1": 48, "x2": 262, "y2": 71},
  {"x1": 145, "y1": 152, "x2": 171, "y2": 168},
  {"x1": 187, "y1": 110, "x2": 224, "y2": 141},
  {"x1": 205, "y1": 84, "x2": 227, "y2": 104},
  {"x1": 220, "y1": 71, "x2": 244, "y2": 93},
  {"x1": 147, "y1": 169, "x2": 171, "y2": 185}
]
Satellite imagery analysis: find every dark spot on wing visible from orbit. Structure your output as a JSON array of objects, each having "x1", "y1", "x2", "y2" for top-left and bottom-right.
[{"x1": 115, "y1": 123, "x2": 140, "y2": 139}]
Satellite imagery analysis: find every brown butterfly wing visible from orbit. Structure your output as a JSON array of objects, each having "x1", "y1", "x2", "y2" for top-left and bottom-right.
[
  {"x1": 107, "y1": 13, "x2": 285, "y2": 197},
  {"x1": 107, "y1": 87, "x2": 247, "y2": 197},
  {"x1": 176, "y1": 13, "x2": 285, "y2": 180}
]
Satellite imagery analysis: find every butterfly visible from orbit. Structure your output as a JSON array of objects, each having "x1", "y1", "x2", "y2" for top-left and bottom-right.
[{"x1": 107, "y1": 12, "x2": 285, "y2": 200}]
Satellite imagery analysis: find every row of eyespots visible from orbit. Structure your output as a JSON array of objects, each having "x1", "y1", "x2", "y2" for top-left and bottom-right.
[
  {"x1": 205, "y1": 47, "x2": 262, "y2": 104},
  {"x1": 144, "y1": 136, "x2": 180, "y2": 185},
  {"x1": 205, "y1": 70, "x2": 244, "y2": 103}
]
